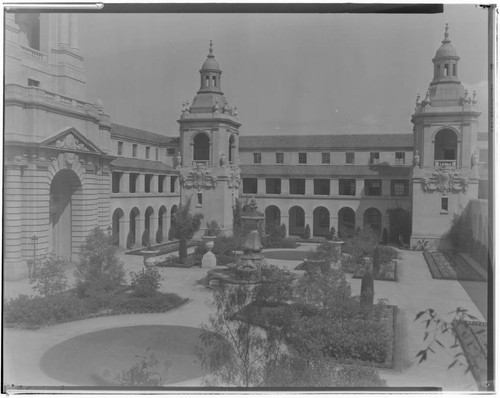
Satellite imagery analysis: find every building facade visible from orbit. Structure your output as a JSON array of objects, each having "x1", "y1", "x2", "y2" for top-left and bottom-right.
[{"x1": 3, "y1": 14, "x2": 488, "y2": 280}]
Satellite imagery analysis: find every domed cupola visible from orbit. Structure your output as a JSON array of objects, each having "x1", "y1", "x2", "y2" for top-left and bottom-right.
[
  {"x1": 428, "y1": 24, "x2": 465, "y2": 106},
  {"x1": 189, "y1": 40, "x2": 229, "y2": 114}
]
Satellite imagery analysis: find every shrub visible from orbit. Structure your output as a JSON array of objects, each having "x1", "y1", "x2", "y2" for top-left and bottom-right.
[
  {"x1": 387, "y1": 208, "x2": 411, "y2": 243},
  {"x1": 372, "y1": 247, "x2": 381, "y2": 275},
  {"x1": 156, "y1": 228, "x2": 163, "y2": 244},
  {"x1": 343, "y1": 227, "x2": 379, "y2": 264},
  {"x1": 142, "y1": 229, "x2": 150, "y2": 247},
  {"x1": 112, "y1": 292, "x2": 185, "y2": 313},
  {"x1": 360, "y1": 271, "x2": 374, "y2": 309},
  {"x1": 280, "y1": 224, "x2": 287, "y2": 238},
  {"x1": 74, "y1": 227, "x2": 125, "y2": 297},
  {"x1": 205, "y1": 221, "x2": 221, "y2": 236},
  {"x1": 127, "y1": 231, "x2": 135, "y2": 249},
  {"x1": 116, "y1": 349, "x2": 167, "y2": 386},
  {"x1": 130, "y1": 267, "x2": 162, "y2": 298},
  {"x1": 334, "y1": 365, "x2": 386, "y2": 387},
  {"x1": 213, "y1": 235, "x2": 239, "y2": 257},
  {"x1": 32, "y1": 253, "x2": 68, "y2": 297},
  {"x1": 382, "y1": 228, "x2": 388, "y2": 245},
  {"x1": 303, "y1": 224, "x2": 311, "y2": 240},
  {"x1": 261, "y1": 236, "x2": 297, "y2": 249},
  {"x1": 378, "y1": 246, "x2": 398, "y2": 264},
  {"x1": 328, "y1": 227, "x2": 336, "y2": 241},
  {"x1": 170, "y1": 197, "x2": 203, "y2": 263}
]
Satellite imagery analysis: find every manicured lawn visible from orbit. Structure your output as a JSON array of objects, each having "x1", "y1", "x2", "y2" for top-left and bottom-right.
[{"x1": 40, "y1": 325, "x2": 223, "y2": 386}]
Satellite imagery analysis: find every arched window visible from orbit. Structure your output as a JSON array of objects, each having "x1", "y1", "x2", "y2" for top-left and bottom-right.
[
  {"x1": 205, "y1": 76, "x2": 210, "y2": 87},
  {"x1": 434, "y1": 129, "x2": 458, "y2": 165},
  {"x1": 228, "y1": 135, "x2": 235, "y2": 163},
  {"x1": 212, "y1": 76, "x2": 217, "y2": 87},
  {"x1": 193, "y1": 133, "x2": 210, "y2": 161}
]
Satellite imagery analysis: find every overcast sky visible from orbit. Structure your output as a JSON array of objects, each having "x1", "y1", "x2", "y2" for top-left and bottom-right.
[{"x1": 78, "y1": 5, "x2": 488, "y2": 138}]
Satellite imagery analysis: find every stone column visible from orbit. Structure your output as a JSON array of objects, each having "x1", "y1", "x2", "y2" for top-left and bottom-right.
[
  {"x1": 136, "y1": 217, "x2": 145, "y2": 246},
  {"x1": 257, "y1": 178, "x2": 266, "y2": 195},
  {"x1": 149, "y1": 216, "x2": 158, "y2": 244},
  {"x1": 281, "y1": 178, "x2": 289, "y2": 195},
  {"x1": 121, "y1": 172, "x2": 129, "y2": 193},
  {"x1": 136, "y1": 174, "x2": 145, "y2": 193},
  {"x1": 281, "y1": 215, "x2": 289, "y2": 237},
  {"x1": 331, "y1": 178, "x2": 339, "y2": 196},
  {"x1": 69, "y1": 13, "x2": 79, "y2": 50},
  {"x1": 150, "y1": 174, "x2": 158, "y2": 193},
  {"x1": 119, "y1": 218, "x2": 128, "y2": 249},
  {"x1": 4, "y1": 163, "x2": 28, "y2": 280},
  {"x1": 58, "y1": 14, "x2": 70, "y2": 45}
]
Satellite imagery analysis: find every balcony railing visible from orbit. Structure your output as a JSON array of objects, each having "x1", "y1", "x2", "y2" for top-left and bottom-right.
[
  {"x1": 192, "y1": 160, "x2": 209, "y2": 168},
  {"x1": 435, "y1": 160, "x2": 457, "y2": 169},
  {"x1": 20, "y1": 45, "x2": 48, "y2": 62}
]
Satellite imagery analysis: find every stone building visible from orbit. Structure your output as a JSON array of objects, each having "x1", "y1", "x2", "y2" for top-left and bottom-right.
[{"x1": 3, "y1": 14, "x2": 488, "y2": 280}]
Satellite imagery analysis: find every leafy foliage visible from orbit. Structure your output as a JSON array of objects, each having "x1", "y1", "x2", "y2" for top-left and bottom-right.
[
  {"x1": 342, "y1": 227, "x2": 379, "y2": 264},
  {"x1": 447, "y1": 211, "x2": 474, "y2": 250},
  {"x1": 262, "y1": 220, "x2": 297, "y2": 248},
  {"x1": 75, "y1": 227, "x2": 125, "y2": 296},
  {"x1": 205, "y1": 221, "x2": 222, "y2": 236},
  {"x1": 130, "y1": 267, "x2": 162, "y2": 298},
  {"x1": 360, "y1": 271, "x2": 374, "y2": 309},
  {"x1": 31, "y1": 252, "x2": 68, "y2": 297},
  {"x1": 116, "y1": 348, "x2": 169, "y2": 386},
  {"x1": 170, "y1": 197, "x2": 203, "y2": 263},
  {"x1": 302, "y1": 224, "x2": 311, "y2": 239}
]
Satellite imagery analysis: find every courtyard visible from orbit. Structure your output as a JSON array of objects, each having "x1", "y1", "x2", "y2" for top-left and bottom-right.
[{"x1": 4, "y1": 243, "x2": 486, "y2": 391}]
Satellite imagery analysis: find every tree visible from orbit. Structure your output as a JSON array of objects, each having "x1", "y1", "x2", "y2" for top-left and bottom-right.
[
  {"x1": 170, "y1": 197, "x2": 203, "y2": 263},
  {"x1": 196, "y1": 283, "x2": 283, "y2": 387},
  {"x1": 74, "y1": 226, "x2": 125, "y2": 296},
  {"x1": 32, "y1": 252, "x2": 68, "y2": 297}
]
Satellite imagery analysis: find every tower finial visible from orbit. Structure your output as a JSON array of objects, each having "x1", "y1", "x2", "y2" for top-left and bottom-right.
[
  {"x1": 442, "y1": 23, "x2": 450, "y2": 44},
  {"x1": 208, "y1": 40, "x2": 214, "y2": 56}
]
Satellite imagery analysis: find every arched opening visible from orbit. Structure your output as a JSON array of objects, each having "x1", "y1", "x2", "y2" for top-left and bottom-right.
[
  {"x1": 434, "y1": 129, "x2": 458, "y2": 166},
  {"x1": 158, "y1": 206, "x2": 167, "y2": 243},
  {"x1": 364, "y1": 208, "x2": 382, "y2": 236},
  {"x1": 338, "y1": 207, "x2": 355, "y2": 238},
  {"x1": 112, "y1": 208, "x2": 124, "y2": 247},
  {"x1": 265, "y1": 205, "x2": 281, "y2": 233},
  {"x1": 144, "y1": 206, "x2": 154, "y2": 246},
  {"x1": 129, "y1": 208, "x2": 140, "y2": 248},
  {"x1": 49, "y1": 169, "x2": 83, "y2": 261},
  {"x1": 313, "y1": 207, "x2": 330, "y2": 237},
  {"x1": 289, "y1": 206, "x2": 305, "y2": 236},
  {"x1": 193, "y1": 132, "x2": 210, "y2": 161},
  {"x1": 228, "y1": 135, "x2": 235, "y2": 163}
]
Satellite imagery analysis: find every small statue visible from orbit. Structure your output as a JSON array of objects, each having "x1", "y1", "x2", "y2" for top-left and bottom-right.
[
  {"x1": 176, "y1": 152, "x2": 182, "y2": 168},
  {"x1": 413, "y1": 150, "x2": 420, "y2": 167},
  {"x1": 472, "y1": 90, "x2": 477, "y2": 104},
  {"x1": 220, "y1": 152, "x2": 227, "y2": 166},
  {"x1": 214, "y1": 98, "x2": 220, "y2": 114},
  {"x1": 471, "y1": 150, "x2": 479, "y2": 167}
]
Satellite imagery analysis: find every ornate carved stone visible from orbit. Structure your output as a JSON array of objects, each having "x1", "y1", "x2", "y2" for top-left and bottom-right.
[
  {"x1": 180, "y1": 164, "x2": 217, "y2": 190},
  {"x1": 55, "y1": 133, "x2": 90, "y2": 152},
  {"x1": 422, "y1": 170, "x2": 469, "y2": 193},
  {"x1": 64, "y1": 152, "x2": 76, "y2": 168},
  {"x1": 227, "y1": 166, "x2": 241, "y2": 189}
]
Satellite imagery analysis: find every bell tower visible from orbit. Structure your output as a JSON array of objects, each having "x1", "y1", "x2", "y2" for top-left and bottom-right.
[
  {"x1": 177, "y1": 41, "x2": 241, "y2": 235},
  {"x1": 410, "y1": 24, "x2": 481, "y2": 249}
]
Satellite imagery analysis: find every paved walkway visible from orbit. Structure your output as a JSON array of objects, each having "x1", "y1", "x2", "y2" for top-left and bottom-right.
[{"x1": 3, "y1": 245, "x2": 486, "y2": 391}]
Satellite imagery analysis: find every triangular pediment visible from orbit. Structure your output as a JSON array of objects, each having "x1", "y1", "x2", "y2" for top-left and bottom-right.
[{"x1": 40, "y1": 128, "x2": 104, "y2": 154}]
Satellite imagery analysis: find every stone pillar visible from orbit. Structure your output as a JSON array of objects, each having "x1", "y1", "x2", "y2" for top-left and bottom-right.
[
  {"x1": 257, "y1": 178, "x2": 266, "y2": 194},
  {"x1": 282, "y1": 215, "x2": 289, "y2": 237},
  {"x1": 150, "y1": 174, "x2": 158, "y2": 193},
  {"x1": 136, "y1": 174, "x2": 145, "y2": 193},
  {"x1": 282, "y1": 178, "x2": 289, "y2": 195},
  {"x1": 119, "y1": 218, "x2": 128, "y2": 249},
  {"x1": 356, "y1": 179, "x2": 364, "y2": 197},
  {"x1": 58, "y1": 14, "x2": 70, "y2": 45},
  {"x1": 136, "y1": 217, "x2": 145, "y2": 246},
  {"x1": 4, "y1": 164, "x2": 28, "y2": 280},
  {"x1": 382, "y1": 179, "x2": 391, "y2": 196},
  {"x1": 305, "y1": 179, "x2": 314, "y2": 195},
  {"x1": 331, "y1": 178, "x2": 339, "y2": 196},
  {"x1": 149, "y1": 216, "x2": 158, "y2": 244},
  {"x1": 121, "y1": 172, "x2": 129, "y2": 193}
]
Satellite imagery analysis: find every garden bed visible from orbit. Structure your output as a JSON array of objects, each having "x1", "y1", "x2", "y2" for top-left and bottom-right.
[
  {"x1": 125, "y1": 240, "x2": 198, "y2": 256},
  {"x1": 453, "y1": 320, "x2": 488, "y2": 390},
  {"x1": 353, "y1": 260, "x2": 398, "y2": 281},
  {"x1": 236, "y1": 301, "x2": 397, "y2": 369},
  {"x1": 154, "y1": 253, "x2": 201, "y2": 268},
  {"x1": 4, "y1": 289, "x2": 188, "y2": 330},
  {"x1": 423, "y1": 251, "x2": 485, "y2": 281}
]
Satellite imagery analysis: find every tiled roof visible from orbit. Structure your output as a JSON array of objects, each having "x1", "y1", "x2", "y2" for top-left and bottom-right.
[
  {"x1": 239, "y1": 134, "x2": 414, "y2": 150},
  {"x1": 111, "y1": 157, "x2": 177, "y2": 173},
  {"x1": 240, "y1": 164, "x2": 412, "y2": 178},
  {"x1": 111, "y1": 123, "x2": 178, "y2": 146}
]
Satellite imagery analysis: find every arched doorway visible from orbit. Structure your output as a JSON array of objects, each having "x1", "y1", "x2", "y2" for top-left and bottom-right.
[
  {"x1": 158, "y1": 206, "x2": 167, "y2": 243},
  {"x1": 112, "y1": 208, "x2": 124, "y2": 247},
  {"x1": 289, "y1": 206, "x2": 305, "y2": 236},
  {"x1": 49, "y1": 169, "x2": 83, "y2": 261},
  {"x1": 129, "y1": 208, "x2": 140, "y2": 248},
  {"x1": 313, "y1": 207, "x2": 330, "y2": 237},
  {"x1": 265, "y1": 205, "x2": 281, "y2": 233},
  {"x1": 169, "y1": 205, "x2": 178, "y2": 240},
  {"x1": 144, "y1": 206, "x2": 154, "y2": 246},
  {"x1": 228, "y1": 135, "x2": 235, "y2": 163},
  {"x1": 364, "y1": 208, "x2": 382, "y2": 236},
  {"x1": 434, "y1": 129, "x2": 458, "y2": 165},
  {"x1": 338, "y1": 207, "x2": 355, "y2": 238},
  {"x1": 193, "y1": 132, "x2": 210, "y2": 161}
]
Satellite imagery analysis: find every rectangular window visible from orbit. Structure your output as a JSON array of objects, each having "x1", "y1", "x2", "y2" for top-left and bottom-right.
[
  {"x1": 322, "y1": 152, "x2": 330, "y2": 164},
  {"x1": 166, "y1": 148, "x2": 176, "y2": 156},
  {"x1": 132, "y1": 144, "x2": 138, "y2": 158},
  {"x1": 129, "y1": 173, "x2": 138, "y2": 193},
  {"x1": 276, "y1": 153, "x2": 284, "y2": 164},
  {"x1": 146, "y1": 146, "x2": 150, "y2": 159},
  {"x1": 266, "y1": 178, "x2": 281, "y2": 194},
  {"x1": 112, "y1": 172, "x2": 122, "y2": 193},
  {"x1": 395, "y1": 152, "x2": 405, "y2": 165},
  {"x1": 118, "y1": 141, "x2": 123, "y2": 156},
  {"x1": 28, "y1": 78, "x2": 40, "y2": 87},
  {"x1": 346, "y1": 152, "x2": 355, "y2": 164},
  {"x1": 370, "y1": 152, "x2": 380, "y2": 165},
  {"x1": 158, "y1": 175, "x2": 165, "y2": 193},
  {"x1": 391, "y1": 180, "x2": 409, "y2": 196},
  {"x1": 298, "y1": 152, "x2": 307, "y2": 164},
  {"x1": 289, "y1": 178, "x2": 305, "y2": 195},
  {"x1": 339, "y1": 179, "x2": 356, "y2": 196},
  {"x1": 365, "y1": 179, "x2": 382, "y2": 196},
  {"x1": 197, "y1": 192, "x2": 203, "y2": 206},
  {"x1": 155, "y1": 148, "x2": 159, "y2": 161},
  {"x1": 170, "y1": 176, "x2": 177, "y2": 193},
  {"x1": 441, "y1": 197, "x2": 449, "y2": 212},
  {"x1": 253, "y1": 153, "x2": 262, "y2": 164},
  {"x1": 145, "y1": 174, "x2": 153, "y2": 193},
  {"x1": 479, "y1": 149, "x2": 488, "y2": 164},
  {"x1": 314, "y1": 179, "x2": 330, "y2": 195},
  {"x1": 243, "y1": 178, "x2": 258, "y2": 194}
]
